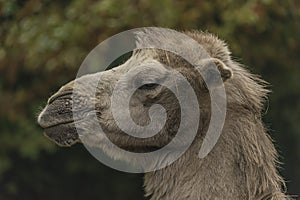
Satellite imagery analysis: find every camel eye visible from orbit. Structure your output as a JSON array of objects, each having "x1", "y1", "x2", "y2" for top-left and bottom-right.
[{"x1": 139, "y1": 83, "x2": 159, "y2": 90}]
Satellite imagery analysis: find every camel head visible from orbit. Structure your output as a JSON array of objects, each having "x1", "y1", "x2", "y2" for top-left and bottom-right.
[{"x1": 37, "y1": 30, "x2": 233, "y2": 163}]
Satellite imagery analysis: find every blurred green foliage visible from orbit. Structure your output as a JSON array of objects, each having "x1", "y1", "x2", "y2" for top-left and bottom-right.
[{"x1": 0, "y1": 0, "x2": 299, "y2": 199}]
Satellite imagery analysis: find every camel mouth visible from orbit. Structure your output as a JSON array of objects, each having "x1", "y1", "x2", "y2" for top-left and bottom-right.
[
  {"x1": 39, "y1": 108, "x2": 92, "y2": 147},
  {"x1": 43, "y1": 121, "x2": 81, "y2": 147}
]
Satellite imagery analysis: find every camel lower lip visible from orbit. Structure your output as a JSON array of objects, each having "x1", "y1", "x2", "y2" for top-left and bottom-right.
[{"x1": 43, "y1": 122, "x2": 80, "y2": 147}]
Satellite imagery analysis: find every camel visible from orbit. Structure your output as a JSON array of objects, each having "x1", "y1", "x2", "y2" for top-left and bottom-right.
[{"x1": 38, "y1": 28, "x2": 290, "y2": 200}]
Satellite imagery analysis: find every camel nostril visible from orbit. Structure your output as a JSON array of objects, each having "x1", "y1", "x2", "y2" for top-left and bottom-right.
[{"x1": 48, "y1": 90, "x2": 74, "y2": 104}]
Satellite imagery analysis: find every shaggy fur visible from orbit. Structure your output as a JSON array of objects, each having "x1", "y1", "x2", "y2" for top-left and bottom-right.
[{"x1": 38, "y1": 29, "x2": 290, "y2": 200}]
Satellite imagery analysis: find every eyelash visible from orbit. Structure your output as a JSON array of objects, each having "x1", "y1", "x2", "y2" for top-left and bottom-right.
[{"x1": 138, "y1": 83, "x2": 159, "y2": 90}]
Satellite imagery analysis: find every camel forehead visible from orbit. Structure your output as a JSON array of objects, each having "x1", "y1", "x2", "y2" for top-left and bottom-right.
[{"x1": 112, "y1": 50, "x2": 165, "y2": 75}]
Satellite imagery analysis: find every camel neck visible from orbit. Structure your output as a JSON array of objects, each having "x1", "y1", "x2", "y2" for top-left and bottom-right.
[
  {"x1": 143, "y1": 112, "x2": 287, "y2": 200},
  {"x1": 143, "y1": 141, "x2": 247, "y2": 200}
]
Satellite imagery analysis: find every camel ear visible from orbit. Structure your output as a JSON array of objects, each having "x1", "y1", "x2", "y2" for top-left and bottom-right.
[{"x1": 201, "y1": 58, "x2": 232, "y2": 86}]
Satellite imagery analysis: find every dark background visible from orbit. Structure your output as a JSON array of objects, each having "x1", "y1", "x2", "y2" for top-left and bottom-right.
[{"x1": 0, "y1": 0, "x2": 299, "y2": 199}]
